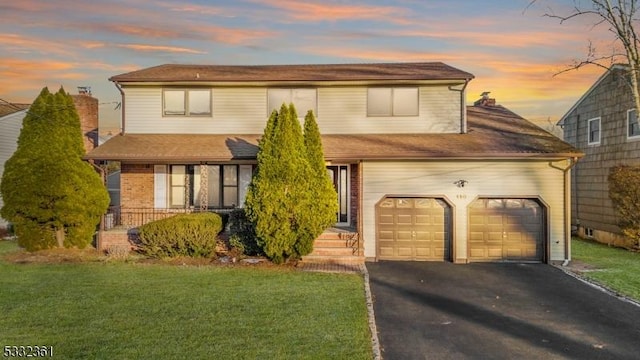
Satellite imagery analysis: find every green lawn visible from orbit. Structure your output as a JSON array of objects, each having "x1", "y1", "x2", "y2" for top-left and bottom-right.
[
  {"x1": 572, "y1": 237, "x2": 640, "y2": 301},
  {"x1": 0, "y1": 240, "x2": 372, "y2": 359}
]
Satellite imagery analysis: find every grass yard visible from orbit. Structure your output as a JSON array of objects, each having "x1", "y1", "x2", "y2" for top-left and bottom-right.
[
  {"x1": 571, "y1": 237, "x2": 640, "y2": 301},
  {"x1": 0, "y1": 240, "x2": 372, "y2": 359}
]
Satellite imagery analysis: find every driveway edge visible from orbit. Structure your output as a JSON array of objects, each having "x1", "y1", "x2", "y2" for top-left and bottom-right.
[
  {"x1": 363, "y1": 265, "x2": 382, "y2": 360},
  {"x1": 554, "y1": 264, "x2": 640, "y2": 308}
]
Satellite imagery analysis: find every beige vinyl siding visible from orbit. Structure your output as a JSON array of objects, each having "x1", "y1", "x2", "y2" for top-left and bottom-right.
[
  {"x1": 125, "y1": 87, "x2": 268, "y2": 134},
  {"x1": 361, "y1": 160, "x2": 567, "y2": 262},
  {"x1": 316, "y1": 86, "x2": 461, "y2": 134},
  {"x1": 0, "y1": 110, "x2": 26, "y2": 228},
  {"x1": 124, "y1": 85, "x2": 462, "y2": 134}
]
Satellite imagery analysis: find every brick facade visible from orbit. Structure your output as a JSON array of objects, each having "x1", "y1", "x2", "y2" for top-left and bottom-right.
[
  {"x1": 120, "y1": 163, "x2": 154, "y2": 208},
  {"x1": 71, "y1": 94, "x2": 99, "y2": 154},
  {"x1": 350, "y1": 163, "x2": 359, "y2": 229}
]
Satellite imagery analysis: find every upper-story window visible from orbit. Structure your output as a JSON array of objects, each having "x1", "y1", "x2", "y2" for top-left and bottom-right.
[
  {"x1": 163, "y1": 89, "x2": 211, "y2": 116},
  {"x1": 587, "y1": 117, "x2": 601, "y2": 145},
  {"x1": 628, "y1": 109, "x2": 640, "y2": 138},
  {"x1": 267, "y1": 89, "x2": 317, "y2": 117},
  {"x1": 367, "y1": 87, "x2": 419, "y2": 117}
]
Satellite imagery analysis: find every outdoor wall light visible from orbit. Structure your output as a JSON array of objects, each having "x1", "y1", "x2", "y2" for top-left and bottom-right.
[{"x1": 453, "y1": 179, "x2": 468, "y2": 188}]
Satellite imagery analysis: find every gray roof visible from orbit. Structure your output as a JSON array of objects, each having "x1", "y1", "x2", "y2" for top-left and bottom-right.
[{"x1": 110, "y1": 62, "x2": 474, "y2": 83}]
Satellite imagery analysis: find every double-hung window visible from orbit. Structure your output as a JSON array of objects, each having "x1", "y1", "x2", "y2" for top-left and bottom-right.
[
  {"x1": 367, "y1": 87, "x2": 419, "y2": 116},
  {"x1": 587, "y1": 117, "x2": 601, "y2": 145},
  {"x1": 628, "y1": 109, "x2": 640, "y2": 138},
  {"x1": 163, "y1": 89, "x2": 211, "y2": 116},
  {"x1": 267, "y1": 88, "x2": 317, "y2": 117}
]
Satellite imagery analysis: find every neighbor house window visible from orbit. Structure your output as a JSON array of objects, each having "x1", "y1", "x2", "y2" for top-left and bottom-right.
[
  {"x1": 628, "y1": 109, "x2": 640, "y2": 138},
  {"x1": 168, "y1": 164, "x2": 252, "y2": 208},
  {"x1": 587, "y1": 117, "x2": 601, "y2": 145},
  {"x1": 267, "y1": 88, "x2": 317, "y2": 117},
  {"x1": 163, "y1": 89, "x2": 211, "y2": 116},
  {"x1": 367, "y1": 87, "x2": 419, "y2": 116}
]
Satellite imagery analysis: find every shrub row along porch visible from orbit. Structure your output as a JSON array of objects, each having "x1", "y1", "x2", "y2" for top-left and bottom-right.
[{"x1": 98, "y1": 206, "x2": 362, "y2": 264}]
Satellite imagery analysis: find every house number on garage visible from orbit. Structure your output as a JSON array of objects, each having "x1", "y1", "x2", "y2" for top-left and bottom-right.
[{"x1": 456, "y1": 194, "x2": 467, "y2": 199}]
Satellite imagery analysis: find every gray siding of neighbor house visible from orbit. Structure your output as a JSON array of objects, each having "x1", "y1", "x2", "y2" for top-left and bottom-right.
[
  {"x1": 562, "y1": 68, "x2": 640, "y2": 235},
  {"x1": 0, "y1": 110, "x2": 26, "y2": 228}
]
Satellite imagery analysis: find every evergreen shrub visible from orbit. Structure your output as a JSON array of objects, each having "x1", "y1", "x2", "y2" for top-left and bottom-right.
[
  {"x1": 137, "y1": 213, "x2": 222, "y2": 258},
  {"x1": 228, "y1": 208, "x2": 261, "y2": 256},
  {"x1": 608, "y1": 165, "x2": 640, "y2": 249}
]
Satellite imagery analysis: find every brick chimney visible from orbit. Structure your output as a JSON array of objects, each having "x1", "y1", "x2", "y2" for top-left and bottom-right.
[
  {"x1": 474, "y1": 91, "x2": 496, "y2": 107},
  {"x1": 71, "y1": 86, "x2": 98, "y2": 153}
]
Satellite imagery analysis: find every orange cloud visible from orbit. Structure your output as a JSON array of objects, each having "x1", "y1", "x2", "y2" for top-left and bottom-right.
[
  {"x1": 115, "y1": 43, "x2": 207, "y2": 54},
  {"x1": 252, "y1": 0, "x2": 410, "y2": 24}
]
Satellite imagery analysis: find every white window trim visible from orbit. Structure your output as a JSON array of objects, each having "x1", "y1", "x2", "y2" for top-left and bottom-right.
[
  {"x1": 162, "y1": 89, "x2": 212, "y2": 117},
  {"x1": 627, "y1": 108, "x2": 640, "y2": 139},
  {"x1": 587, "y1": 117, "x2": 601, "y2": 145}
]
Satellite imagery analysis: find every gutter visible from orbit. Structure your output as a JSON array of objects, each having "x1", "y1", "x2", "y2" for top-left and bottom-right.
[
  {"x1": 113, "y1": 81, "x2": 125, "y2": 134},
  {"x1": 449, "y1": 79, "x2": 471, "y2": 134}
]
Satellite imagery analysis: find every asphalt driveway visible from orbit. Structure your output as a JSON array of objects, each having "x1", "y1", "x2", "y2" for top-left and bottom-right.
[{"x1": 367, "y1": 262, "x2": 640, "y2": 359}]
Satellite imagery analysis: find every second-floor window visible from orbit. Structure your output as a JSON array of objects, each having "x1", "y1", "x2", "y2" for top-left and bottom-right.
[
  {"x1": 267, "y1": 89, "x2": 317, "y2": 117},
  {"x1": 588, "y1": 117, "x2": 601, "y2": 145},
  {"x1": 628, "y1": 109, "x2": 640, "y2": 138},
  {"x1": 163, "y1": 89, "x2": 211, "y2": 116},
  {"x1": 367, "y1": 87, "x2": 419, "y2": 117}
]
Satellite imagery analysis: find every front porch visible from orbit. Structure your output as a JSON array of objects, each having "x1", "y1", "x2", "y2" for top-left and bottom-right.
[{"x1": 97, "y1": 207, "x2": 363, "y2": 264}]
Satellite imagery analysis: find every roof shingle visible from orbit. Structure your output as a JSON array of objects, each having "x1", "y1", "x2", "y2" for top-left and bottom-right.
[
  {"x1": 85, "y1": 105, "x2": 582, "y2": 162},
  {"x1": 109, "y1": 62, "x2": 474, "y2": 83}
]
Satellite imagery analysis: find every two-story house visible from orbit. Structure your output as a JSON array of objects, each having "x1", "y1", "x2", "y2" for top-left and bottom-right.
[
  {"x1": 558, "y1": 64, "x2": 640, "y2": 248},
  {"x1": 87, "y1": 62, "x2": 582, "y2": 264}
]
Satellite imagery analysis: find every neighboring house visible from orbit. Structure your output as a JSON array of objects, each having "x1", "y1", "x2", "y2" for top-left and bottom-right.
[
  {"x1": 0, "y1": 103, "x2": 29, "y2": 230},
  {"x1": 0, "y1": 90, "x2": 100, "y2": 231},
  {"x1": 558, "y1": 65, "x2": 640, "y2": 247},
  {"x1": 87, "y1": 62, "x2": 582, "y2": 264}
]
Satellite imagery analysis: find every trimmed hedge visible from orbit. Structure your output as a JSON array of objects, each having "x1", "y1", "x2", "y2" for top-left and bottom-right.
[{"x1": 137, "y1": 213, "x2": 222, "y2": 258}]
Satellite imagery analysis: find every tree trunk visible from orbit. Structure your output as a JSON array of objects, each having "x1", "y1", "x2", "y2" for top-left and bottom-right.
[{"x1": 55, "y1": 227, "x2": 65, "y2": 248}]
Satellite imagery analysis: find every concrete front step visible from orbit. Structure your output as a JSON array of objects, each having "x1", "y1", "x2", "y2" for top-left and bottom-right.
[{"x1": 313, "y1": 238, "x2": 358, "y2": 248}]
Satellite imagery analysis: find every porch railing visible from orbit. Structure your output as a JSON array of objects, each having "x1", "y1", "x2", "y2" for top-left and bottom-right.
[{"x1": 101, "y1": 206, "x2": 234, "y2": 231}]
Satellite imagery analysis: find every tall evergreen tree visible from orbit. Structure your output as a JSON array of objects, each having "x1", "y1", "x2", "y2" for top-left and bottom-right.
[
  {"x1": 296, "y1": 110, "x2": 338, "y2": 255},
  {"x1": 1, "y1": 87, "x2": 110, "y2": 251},
  {"x1": 245, "y1": 104, "x2": 309, "y2": 263}
]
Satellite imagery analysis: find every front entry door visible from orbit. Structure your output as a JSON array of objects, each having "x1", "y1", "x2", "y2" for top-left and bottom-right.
[{"x1": 327, "y1": 165, "x2": 348, "y2": 223}]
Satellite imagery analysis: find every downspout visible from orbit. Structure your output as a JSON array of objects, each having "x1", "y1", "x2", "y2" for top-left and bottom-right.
[
  {"x1": 113, "y1": 80, "x2": 125, "y2": 134},
  {"x1": 449, "y1": 79, "x2": 471, "y2": 134},
  {"x1": 551, "y1": 157, "x2": 579, "y2": 266}
]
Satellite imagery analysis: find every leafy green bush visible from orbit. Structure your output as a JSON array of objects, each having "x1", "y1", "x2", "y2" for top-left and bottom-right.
[
  {"x1": 228, "y1": 208, "x2": 262, "y2": 256},
  {"x1": 137, "y1": 213, "x2": 222, "y2": 258},
  {"x1": 608, "y1": 165, "x2": 640, "y2": 249}
]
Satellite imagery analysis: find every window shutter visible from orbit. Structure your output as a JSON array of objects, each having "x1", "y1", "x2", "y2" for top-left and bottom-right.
[{"x1": 154, "y1": 165, "x2": 167, "y2": 208}]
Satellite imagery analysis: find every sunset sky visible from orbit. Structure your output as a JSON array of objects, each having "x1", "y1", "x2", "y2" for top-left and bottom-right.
[{"x1": 0, "y1": 0, "x2": 617, "y2": 131}]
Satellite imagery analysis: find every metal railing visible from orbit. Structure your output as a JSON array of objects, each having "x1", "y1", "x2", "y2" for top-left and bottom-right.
[{"x1": 101, "y1": 206, "x2": 234, "y2": 231}]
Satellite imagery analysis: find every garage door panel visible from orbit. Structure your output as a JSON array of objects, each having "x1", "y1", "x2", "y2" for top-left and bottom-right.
[
  {"x1": 469, "y1": 198, "x2": 544, "y2": 262},
  {"x1": 376, "y1": 197, "x2": 451, "y2": 261}
]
